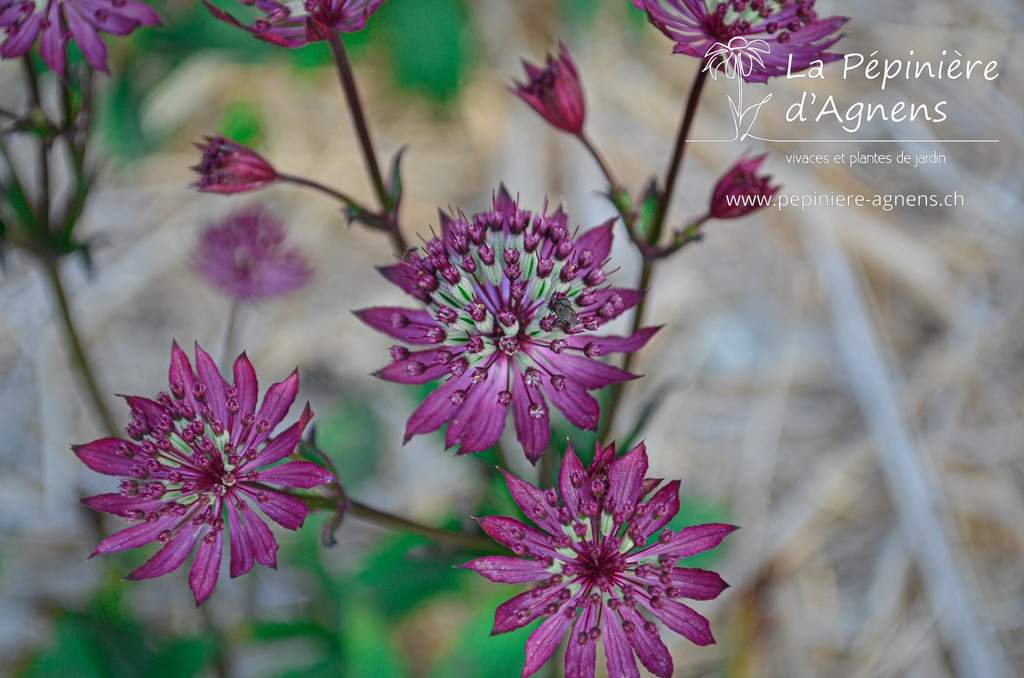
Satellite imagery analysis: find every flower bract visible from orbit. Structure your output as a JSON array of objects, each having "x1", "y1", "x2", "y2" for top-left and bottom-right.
[
  {"x1": 708, "y1": 152, "x2": 778, "y2": 219},
  {"x1": 201, "y1": 0, "x2": 386, "y2": 48},
  {"x1": 511, "y1": 42, "x2": 586, "y2": 135},
  {"x1": 463, "y1": 441, "x2": 737, "y2": 678},
  {"x1": 193, "y1": 135, "x2": 279, "y2": 195},
  {"x1": 75, "y1": 342, "x2": 335, "y2": 606}
]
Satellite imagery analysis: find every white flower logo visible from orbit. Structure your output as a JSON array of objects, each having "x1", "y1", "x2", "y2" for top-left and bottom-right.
[{"x1": 704, "y1": 38, "x2": 773, "y2": 141}]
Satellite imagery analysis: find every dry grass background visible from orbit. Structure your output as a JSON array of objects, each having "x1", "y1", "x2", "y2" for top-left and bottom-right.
[{"x1": 1, "y1": 1, "x2": 1022, "y2": 676}]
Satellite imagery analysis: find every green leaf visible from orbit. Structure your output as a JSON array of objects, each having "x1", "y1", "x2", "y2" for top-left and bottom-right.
[
  {"x1": 314, "y1": 396, "x2": 382, "y2": 487},
  {"x1": 356, "y1": 532, "x2": 464, "y2": 619},
  {"x1": 339, "y1": 594, "x2": 411, "y2": 678},
  {"x1": 218, "y1": 101, "x2": 264, "y2": 147},
  {"x1": 385, "y1": 146, "x2": 406, "y2": 213},
  {"x1": 636, "y1": 177, "x2": 664, "y2": 245}
]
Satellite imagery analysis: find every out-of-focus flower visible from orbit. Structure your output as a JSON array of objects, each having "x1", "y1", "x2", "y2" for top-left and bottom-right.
[
  {"x1": 632, "y1": 0, "x2": 847, "y2": 83},
  {"x1": 193, "y1": 136, "x2": 279, "y2": 195},
  {"x1": 463, "y1": 440, "x2": 737, "y2": 678},
  {"x1": 75, "y1": 342, "x2": 334, "y2": 606},
  {"x1": 511, "y1": 42, "x2": 586, "y2": 135},
  {"x1": 201, "y1": 0, "x2": 386, "y2": 48},
  {"x1": 0, "y1": 0, "x2": 160, "y2": 77},
  {"x1": 193, "y1": 207, "x2": 311, "y2": 303},
  {"x1": 356, "y1": 186, "x2": 658, "y2": 463},
  {"x1": 708, "y1": 152, "x2": 778, "y2": 219}
]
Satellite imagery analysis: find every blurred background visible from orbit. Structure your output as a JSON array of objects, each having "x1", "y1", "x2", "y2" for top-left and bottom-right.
[{"x1": 1, "y1": 0, "x2": 1022, "y2": 676}]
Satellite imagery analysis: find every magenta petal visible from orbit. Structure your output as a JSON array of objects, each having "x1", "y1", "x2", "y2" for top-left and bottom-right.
[
  {"x1": 664, "y1": 567, "x2": 730, "y2": 601},
  {"x1": 73, "y1": 438, "x2": 141, "y2": 476},
  {"x1": 0, "y1": 12, "x2": 43, "y2": 59},
  {"x1": 92, "y1": 515, "x2": 176, "y2": 556},
  {"x1": 245, "y1": 487, "x2": 308, "y2": 530},
  {"x1": 190, "y1": 529, "x2": 222, "y2": 607},
  {"x1": 477, "y1": 516, "x2": 561, "y2": 561},
  {"x1": 228, "y1": 502, "x2": 279, "y2": 577},
  {"x1": 376, "y1": 348, "x2": 455, "y2": 384},
  {"x1": 540, "y1": 351, "x2": 636, "y2": 390},
  {"x1": 354, "y1": 307, "x2": 443, "y2": 345},
  {"x1": 169, "y1": 340, "x2": 200, "y2": 413},
  {"x1": 231, "y1": 351, "x2": 259, "y2": 437},
  {"x1": 583, "y1": 288, "x2": 644, "y2": 320},
  {"x1": 243, "y1": 402, "x2": 310, "y2": 467},
  {"x1": 500, "y1": 470, "x2": 562, "y2": 535},
  {"x1": 645, "y1": 596, "x2": 714, "y2": 646},
  {"x1": 63, "y1": 2, "x2": 108, "y2": 72},
  {"x1": 256, "y1": 461, "x2": 336, "y2": 488},
  {"x1": 601, "y1": 606, "x2": 640, "y2": 678},
  {"x1": 194, "y1": 343, "x2": 229, "y2": 426},
  {"x1": 543, "y1": 377, "x2": 599, "y2": 432},
  {"x1": 460, "y1": 555, "x2": 549, "y2": 584},
  {"x1": 447, "y1": 360, "x2": 509, "y2": 453},
  {"x1": 558, "y1": 446, "x2": 590, "y2": 521},
  {"x1": 511, "y1": 365, "x2": 550, "y2": 464},
  {"x1": 617, "y1": 604, "x2": 674, "y2": 678},
  {"x1": 563, "y1": 603, "x2": 598, "y2": 678},
  {"x1": 125, "y1": 519, "x2": 202, "y2": 581},
  {"x1": 523, "y1": 610, "x2": 575, "y2": 678},
  {"x1": 39, "y1": 5, "x2": 67, "y2": 76},
  {"x1": 573, "y1": 219, "x2": 614, "y2": 274},
  {"x1": 606, "y1": 443, "x2": 648, "y2": 511},
  {"x1": 632, "y1": 523, "x2": 738, "y2": 561},
  {"x1": 628, "y1": 481, "x2": 680, "y2": 544},
  {"x1": 376, "y1": 262, "x2": 420, "y2": 294},
  {"x1": 492, "y1": 584, "x2": 568, "y2": 635},
  {"x1": 404, "y1": 374, "x2": 470, "y2": 442},
  {"x1": 251, "y1": 370, "x2": 299, "y2": 447},
  {"x1": 80, "y1": 493, "x2": 165, "y2": 517},
  {"x1": 565, "y1": 326, "x2": 661, "y2": 356}
]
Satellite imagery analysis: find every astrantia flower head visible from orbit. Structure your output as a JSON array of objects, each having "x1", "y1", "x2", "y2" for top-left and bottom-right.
[
  {"x1": 511, "y1": 42, "x2": 586, "y2": 135},
  {"x1": 633, "y1": 0, "x2": 848, "y2": 82},
  {"x1": 356, "y1": 186, "x2": 659, "y2": 463},
  {"x1": 75, "y1": 342, "x2": 335, "y2": 606},
  {"x1": 193, "y1": 135, "x2": 279, "y2": 194},
  {"x1": 709, "y1": 152, "x2": 778, "y2": 219},
  {"x1": 0, "y1": 0, "x2": 160, "y2": 77},
  {"x1": 193, "y1": 207, "x2": 311, "y2": 303},
  {"x1": 463, "y1": 441, "x2": 737, "y2": 678},
  {"x1": 201, "y1": 0, "x2": 386, "y2": 48}
]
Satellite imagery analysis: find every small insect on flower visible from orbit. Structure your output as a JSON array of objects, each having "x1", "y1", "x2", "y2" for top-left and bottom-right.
[{"x1": 548, "y1": 295, "x2": 580, "y2": 332}]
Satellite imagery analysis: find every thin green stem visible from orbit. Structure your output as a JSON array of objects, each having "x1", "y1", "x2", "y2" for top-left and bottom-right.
[
  {"x1": 579, "y1": 132, "x2": 624, "y2": 201},
  {"x1": 277, "y1": 172, "x2": 369, "y2": 210},
  {"x1": 42, "y1": 258, "x2": 117, "y2": 436},
  {"x1": 326, "y1": 32, "x2": 389, "y2": 211},
  {"x1": 650, "y1": 66, "x2": 708, "y2": 247},
  {"x1": 347, "y1": 500, "x2": 496, "y2": 552}
]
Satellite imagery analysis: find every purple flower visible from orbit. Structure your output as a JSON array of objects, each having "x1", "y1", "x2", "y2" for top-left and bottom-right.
[
  {"x1": 708, "y1": 152, "x2": 778, "y2": 219},
  {"x1": 201, "y1": 0, "x2": 386, "y2": 48},
  {"x1": 193, "y1": 207, "x2": 312, "y2": 303},
  {"x1": 356, "y1": 186, "x2": 659, "y2": 463},
  {"x1": 0, "y1": 0, "x2": 160, "y2": 77},
  {"x1": 193, "y1": 135, "x2": 279, "y2": 195},
  {"x1": 511, "y1": 42, "x2": 586, "y2": 135},
  {"x1": 463, "y1": 441, "x2": 737, "y2": 678},
  {"x1": 632, "y1": 0, "x2": 848, "y2": 83},
  {"x1": 75, "y1": 342, "x2": 335, "y2": 606}
]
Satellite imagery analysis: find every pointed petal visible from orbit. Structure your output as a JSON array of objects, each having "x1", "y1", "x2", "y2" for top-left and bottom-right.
[
  {"x1": 91, "y1": 514, "x2": 175, "y2": 555},
  {"x1": 543, "y1": 378, "x2": 599, "y2": 432},
  {"x1": 617, "y1": 604, "x2": 673, "y2": 678},
  {"x1": 251, "y1": 370, "x2": 299, "y2": 447},
  {"x1": 523, "y1": 610, "x2": 575, "y2": 677},
  {"x1": 190, "y1": 529, "x2": 222, "y2": 606},
  {"x1": 243, "y1": 486, "x2": 308, "y2": 530},
  {"x1": 255, "y1": 461, "x2": 335, "y2": 488},
  {"x1": 632, "y1": 523, "x2": 738, "y2": 562},
  {"x1": 194, "y1": 343, "x2": 229, "y2": 426},
  {"x1": 447, "y1": 360, "x2": 510, "y2": 453},
  {"x1": 460, "y1": 555, "x2": 548, "y2": 584},
  {"x1": 492, "y1": 584, "x2": 570, "y2": 635},
  {"x1": 537, "y1": 351, "x2": 636, "y2": 390},
  {"x1": 73, "y1": 438, "x2": 141, "y2": 476},
  {"x1": 558, "y1": 447, "x2": 590, "y2": 521},
  {"x1": 476, "y1": 516, "x2": 562, "y2": 560},
  {"x1": 231, "y1": 351, "x2": 259, "y2": 438},
  {"x1": 404, "y1": 374, "x2": 470, "y2": 441},
  {"x1": 243, "y1": 402, "x2": 311, "y2": 468},
  {"x1": 602, "y1": 607, "x2": 640, "y2": 678},
  {"x1": 565, "y1": 326, "x2": 661, "y2": 356},
  {"x1": 573, "y1": 220, "x2": 614, "y2": 275},
  {"x1": 500, "y1": 470, "x2": 562, "y2": 535},
  {"x1": 169, "y1": 340, "x2": 200, "y2": 416},
  {"x1": 629, "y1": 481, "x2": 680, "y2": 546},
  {"x1": 511, "y1": 364, "x2": 550, "y2": 464},
  {"x1": 376, "y1": 348, "x2": 456, "y2": 385},
  {"x1": 606, "y1": 443, "x2": 648, "y2": 512},
  {"x1": 228, "y1": 501, "x2": 279, "y2": 577},
  {"x1": 376, "y1": 262, "x2": 420, "y2": 294},
  {"x1": 354, "y1": 307, "x2": 444, "y2": 345},
  {"x1": 124, "y1": 519, "x2": 202, "y2": 581},
  {"x1": 80, "y1": 493, "x2": 165, "y2": 517},
  {"x1": 563, "y1": 603, "x2": 598, "y2": 678},
  {"x1": 63, "y1": 2, "x2": 107, "y2": 72},
  {"x1": 644, "y1": 596, "x2": 714, "y2": 646}
]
